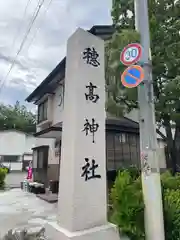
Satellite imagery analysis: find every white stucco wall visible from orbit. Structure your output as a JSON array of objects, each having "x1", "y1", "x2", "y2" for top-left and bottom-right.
[
  {"x1": 0, "y1": 130, "x2": 36, "y2": 170},
  {"x1": 10, "y1": 162, "x2": 23, "y2": 171},
  {"x1": 52, "y1": 83, "x2": 64, "y2": 125},
  {"x1": 24, "y1": 135, "x2": 36, "y2": 153},
  {"x1": 0, "y1": 130, "x2": 36, "y2": 156},
  {"x1": 23, "y1": 154, "x2": 33, "y2": 161},
  {"x1": 157, "y1": 148, "x2": 167, "y2": 169},
  {"x1": 0, "y1": 131, "x2": 26, "y2": 155}
]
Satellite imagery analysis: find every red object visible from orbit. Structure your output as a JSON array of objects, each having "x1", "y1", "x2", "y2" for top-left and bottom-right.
[
  {"x1": 27, "y1": 166, "x2": 33, "y2": 180},
  {"x1": 120, "y1": 43, "x2": 142, "y2": 66}
]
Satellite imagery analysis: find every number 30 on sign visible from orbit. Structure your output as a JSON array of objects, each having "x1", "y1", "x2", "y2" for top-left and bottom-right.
[{"x1": 120, "y1": 43, "x2": 142, "y2": 66}]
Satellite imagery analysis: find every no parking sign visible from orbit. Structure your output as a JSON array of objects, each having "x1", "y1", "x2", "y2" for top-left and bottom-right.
[{"x1": 121, "y1": 64, "x2": 144, "y2": 88}]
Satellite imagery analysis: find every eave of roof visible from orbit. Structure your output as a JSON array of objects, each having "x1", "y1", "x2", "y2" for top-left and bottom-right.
[
  {"x1": 34, "y1": 117, "x2": 139, "y2": 139},
  {"x1": 26, "y1": 57, "x2": 66, "y2": 102},
  {"x1": 34, "y1": 126, "x2": 62, "y2": 137},
  {"x1": 32, "y1": 145, "x2": 49, "y2": 150},
  {"x1": 26, "y1": 25, "x2": 115, "y2": 103}
]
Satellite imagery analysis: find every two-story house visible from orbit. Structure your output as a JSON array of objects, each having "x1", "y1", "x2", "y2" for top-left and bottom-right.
[{"x1": 26, "y1": 25, "x2": 166, "y2": 188}]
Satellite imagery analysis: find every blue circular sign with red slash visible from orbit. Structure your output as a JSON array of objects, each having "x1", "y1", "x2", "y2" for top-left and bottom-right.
[
  {"x1": 121, "y1": 65, "x2": 144, "y2": 88},
  {"x1": 120, "y1": 43, "x2": 142, "y2": 66}
]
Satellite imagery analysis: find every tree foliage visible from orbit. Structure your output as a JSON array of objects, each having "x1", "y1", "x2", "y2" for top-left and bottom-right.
[
  {"x1": 110, "y1": 168, "x2": 180, "y2": 240},
  {"x1": 106, "y1": 0, "x2": 180, "y2": 172},
  {"x1": 0, "y1": 101, "x2": 36, "y2": 133}
]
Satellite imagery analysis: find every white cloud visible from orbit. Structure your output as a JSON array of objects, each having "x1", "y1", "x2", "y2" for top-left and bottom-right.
[{"x1": 0, "y1": 0, "x2": 112, "y2": 105}]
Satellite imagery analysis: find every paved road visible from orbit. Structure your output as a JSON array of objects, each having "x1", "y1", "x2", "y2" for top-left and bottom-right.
[{"x1": 5, "y1": 172, "x2": 27, "y2": 188}]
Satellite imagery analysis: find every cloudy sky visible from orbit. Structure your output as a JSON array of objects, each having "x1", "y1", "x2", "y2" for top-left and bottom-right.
[{"x1": 0, "y1": 0, "x2": 112, "y2": 109}]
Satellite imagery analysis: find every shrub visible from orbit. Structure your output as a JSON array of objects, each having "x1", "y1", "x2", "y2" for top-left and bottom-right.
[
  {"x1": 0, "y1": 168, "x2": 7, "y2": 189},
  {"x1": 110, "y1": 170, "x2": 145, "y2": 240},
  {"x1": 120, "y1": 165, "x2": 141, "y2": 181},
  {"x1": 163, "y1": 189, "x2": 180, "y2": 240},
  {"x1": 109, "y1": 168, "x2": 180, "y2": 240},
  {"x1": 161, "y1": 170, "x2": 180, "y2": 191}
]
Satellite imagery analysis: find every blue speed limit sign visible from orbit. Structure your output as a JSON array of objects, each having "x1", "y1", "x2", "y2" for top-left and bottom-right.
[{"x1": 120, "y1": 43, "x2": 142, "y2": 66}]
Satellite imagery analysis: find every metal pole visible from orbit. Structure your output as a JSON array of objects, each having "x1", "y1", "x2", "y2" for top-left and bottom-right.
[{"x1": 134, "y1": 0, "x2": 165, "y2": 239}]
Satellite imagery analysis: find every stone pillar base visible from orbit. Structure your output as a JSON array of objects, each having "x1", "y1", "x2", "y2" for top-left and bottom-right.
[{"x1": 45, "y1": 222, "x2": 126, "y2": 240}]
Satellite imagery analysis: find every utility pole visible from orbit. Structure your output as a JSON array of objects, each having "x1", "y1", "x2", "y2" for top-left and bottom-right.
[{"x1": 134, "y1": 0, "x2": 165, "y2": 239}]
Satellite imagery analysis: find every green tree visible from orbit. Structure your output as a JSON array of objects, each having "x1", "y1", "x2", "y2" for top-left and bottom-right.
[
  {"x1": 106, "y1": 0, "x2": 180, "y2": 173},
  {"x1": 0, "y1": 101, "x2": 36, "y2": 133}
]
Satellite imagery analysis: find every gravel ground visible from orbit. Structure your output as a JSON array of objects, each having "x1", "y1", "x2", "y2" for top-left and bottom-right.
[{"x1": 0, "y1": 189, "x2": 57, "y2": 238}]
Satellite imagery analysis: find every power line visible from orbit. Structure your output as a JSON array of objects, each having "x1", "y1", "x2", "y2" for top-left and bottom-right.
[
  {"x1": 0, "y1": 0, "x2": 46, "y2": 94},
  {"x1": 11, "y1": 0, "x2": 32, "y2": 53},
  {"x1": 15, "y1": 0, "x2": 45, "y2": 57},
  {"x1": 26, "y1": 0, "x2": 54, "y2": 51}
]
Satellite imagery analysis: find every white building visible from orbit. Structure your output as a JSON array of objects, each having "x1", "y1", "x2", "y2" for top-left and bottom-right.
[{"x1": 0, "y1": 130, "x2": 36, "y2": 171}]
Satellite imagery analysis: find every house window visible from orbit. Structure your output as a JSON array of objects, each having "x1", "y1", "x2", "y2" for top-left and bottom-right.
[
  {"x1": 37, "y1": 99, "x2": 48, "y2": 123},
  {"x1": 2, "y1": 156, "x2": 19, "y2": 162},
  {"x1": 118, "y1": 133, "x2": 126, "y2": 143}
]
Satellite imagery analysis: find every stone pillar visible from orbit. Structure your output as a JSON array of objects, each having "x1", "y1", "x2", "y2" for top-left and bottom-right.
[{"x1": 46, "y1": 28, "x2": 120, "y2": 240}]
